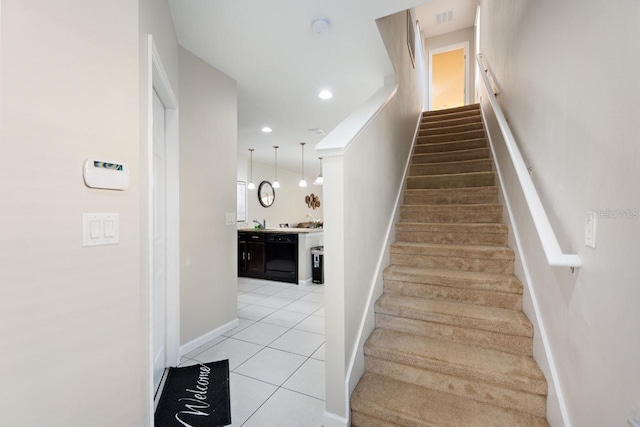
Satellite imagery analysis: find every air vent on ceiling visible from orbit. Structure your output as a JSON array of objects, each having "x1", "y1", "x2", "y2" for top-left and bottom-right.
[
  {"x1": 308, "y1": 128, "x2": 327, "y2": 136},
  {"x1": 436, "y1": 10, "x2": 454, "y2": 25}
]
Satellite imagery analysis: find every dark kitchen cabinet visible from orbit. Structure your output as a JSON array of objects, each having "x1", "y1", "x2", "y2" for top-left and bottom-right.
[
  {"x1": 238, "y1": 231, "x2": 298, "y2": 283},
  {"x1": 238, "y1": 232, "x2": 266, "y2": 279}
]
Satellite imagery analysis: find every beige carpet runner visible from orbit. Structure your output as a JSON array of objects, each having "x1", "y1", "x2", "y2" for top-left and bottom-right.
[{"x1": 350, "y1": 104, "x2": 550, "y2": 426}]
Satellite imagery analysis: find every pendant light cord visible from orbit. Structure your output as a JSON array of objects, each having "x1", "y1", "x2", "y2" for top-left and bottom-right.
[{"x1": 301, "y1": 142, "x2": 305, "y2": 178}]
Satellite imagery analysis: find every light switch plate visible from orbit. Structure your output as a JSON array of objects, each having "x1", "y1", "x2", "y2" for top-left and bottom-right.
[
  {"x1": 225, "y1": 212, "x2": 236, "y2": 225},
  {"x1": 585, "y1": 212, "x2": 596, "y2": 248},
  {"x1": 83, "y1": 213, "x2": 119, "y2": 247}
]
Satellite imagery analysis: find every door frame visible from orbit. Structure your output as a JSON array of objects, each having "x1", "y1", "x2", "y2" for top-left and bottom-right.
[
  {"x1": 146, "y1": 35, "x2": 180, "y2": 410},
  {"x1": 428, "y1": 41, "x2": 470, "y2": 110}
]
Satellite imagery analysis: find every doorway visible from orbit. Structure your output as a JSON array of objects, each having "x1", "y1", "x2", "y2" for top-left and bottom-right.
[
  {"x1": 428, "y1": 42, "x2": 470, "y2": 110},
  {"x1": 152, "y1": 89, "x2": 167, "y2": 394},
  {"x1": 148, "y1": 35, "x2": 180, "y2": 415}
]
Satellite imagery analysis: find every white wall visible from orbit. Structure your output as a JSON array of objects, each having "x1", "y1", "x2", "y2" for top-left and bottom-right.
[
  {"x1": 0, "y1": 1, "x2": 144, "y2": 425},
  {"x1": 179, "y1": 47, "x2": 239, "y2": 345},
  {"x1": 238, "y1": 158, "x2": 324, "y2": 229},
  {"x1": 423, "y1": 26, "x2": 476, "y2": 110},
  {"x1": 479, "y1": 1, "x2": 640, "y2": 425},
  {"x1": 318, "y1": 9, "x2": 424, "y2": 424}
]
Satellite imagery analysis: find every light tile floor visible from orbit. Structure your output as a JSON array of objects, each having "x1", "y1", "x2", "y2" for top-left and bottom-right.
[{"x1": 179, "y1": 277, "x2": 326, "y2": 426}]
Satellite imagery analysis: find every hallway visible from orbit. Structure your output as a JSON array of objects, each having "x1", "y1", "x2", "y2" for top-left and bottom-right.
[{"x1": 178, "y1": 278, "x2": 326, "y2": 426}]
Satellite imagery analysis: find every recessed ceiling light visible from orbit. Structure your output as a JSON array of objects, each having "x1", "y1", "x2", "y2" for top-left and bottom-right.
[
  {"x1": 261, "y1": 126, "x2": 273, "y2": 133},
  {"x1": 318, "y1": 90, "x2": 333, "y2": 100},
  {"x1": 312, "y1": 17, "x2": 331, "y2": 34}
]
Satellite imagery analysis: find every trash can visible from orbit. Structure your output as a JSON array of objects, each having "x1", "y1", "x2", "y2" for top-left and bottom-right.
[{"x1": 311, "y1": 246, "x2": 324, "y2": 284}]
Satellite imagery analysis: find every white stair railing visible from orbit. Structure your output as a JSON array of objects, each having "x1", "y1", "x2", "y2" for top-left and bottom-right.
[{"x1": 476, "y1": 53, "x2": 581, "y2": 269}]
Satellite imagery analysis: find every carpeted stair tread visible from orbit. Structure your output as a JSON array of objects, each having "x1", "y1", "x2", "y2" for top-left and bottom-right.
[
  {"x1": 383, "y1": 265, "x2": 522, "y2": 294},
  {"x1": 396, "y1": 222, "x2": 508, "y2": 234},
  {"x1": 418, "y1": 129, "x2": 485, "y2": 142},
  {"x1": 391, "y1": 241, "x2": 513, "y2": 259},
  {"x1": 375, "y1": 293, "x2": 532, "y2": 337},
  {"x1": 395, "y1": 222, "x2": 508, "y2": 246},
  {"x1": 375, "y1": 312, "x2": 532, "y2": 355},
  {"x1": 413, "y1": 138, "x2": 488, "y2": 154},
  {"x1": 409, "y1": 158, "x2": 492, "y2": 176},
  {"x1": 351, "y1": 410, "x2": 399, "y2": 427},
  {"x1": 364, "y1": 329, "x2": 544, "y2": 394},
  {"x1": 414, "y1": 139, "x2": 488, "y2": 154},
  {"x1": 412, "y1": 147, "x2": 491, "y2": 164},
  {"x1": 420, "y1": 122, "x2": 484, "y2": 136},
  {"x1": 363, "y1": 358, "x2": 546, "y2": 418},
  {"x1": 351, "y1": 374, "x2": 549, "y2": 427},
  {"x1": 423, "y1": 104, "x2": 480, "y2": 116},
  {"x1": 420, "y1": 114, "x2": 482, "y2": 129},
  {"x1": 406, "y1": 171, "x2": 495, "y2": 189},
  {"x1": 390, "y1": 242, "x2": 514, "y2": 274},
  {"x1": 399, "y1": 203, "x2": 503, "y2": 223},
  {"x1": 403, "y1": 187, "x2": 498, "y2": 205}
]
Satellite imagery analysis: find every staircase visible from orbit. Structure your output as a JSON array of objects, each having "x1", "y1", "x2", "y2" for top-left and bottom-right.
[{"x1": 350, "y1": 104, "x2": 549, "y2": 426}]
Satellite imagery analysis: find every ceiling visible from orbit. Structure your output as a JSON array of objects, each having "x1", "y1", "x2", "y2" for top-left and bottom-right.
[
  {"x1": 168, "y1": 0, "x2": 476, "y2": 174},
  {"x1": 415, "y1": 0, "x2": 478, "y2": 39}
]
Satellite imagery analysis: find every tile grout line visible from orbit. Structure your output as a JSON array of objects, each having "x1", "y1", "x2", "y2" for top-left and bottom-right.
[
  {"x1": 183, "y1": 279, "x2": 326, "y2": 425},
  {"x1": 234, "y1": 283, "x2": 326, "y2": 425}
]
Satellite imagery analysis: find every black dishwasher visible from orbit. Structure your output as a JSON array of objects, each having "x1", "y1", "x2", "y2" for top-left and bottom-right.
[{"x1": 265, "y1": 234, "x2": 298, "y2": 284}]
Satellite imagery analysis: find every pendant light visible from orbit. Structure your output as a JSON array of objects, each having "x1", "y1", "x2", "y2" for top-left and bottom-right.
[
  {"x1": 272, "y1": 146, "x2": 280, "y2": 188},
  {"x1": 247, "y1": 148, "x2": 256, "y2": 190},
  {"x1": 298, "y1": 142, "x2": 307, "y2": 187},
  {"x1": 313, "y1": 157, "x2": 323, "y2": 186}
]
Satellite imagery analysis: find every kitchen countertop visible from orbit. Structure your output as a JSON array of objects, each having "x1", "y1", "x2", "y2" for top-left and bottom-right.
[{"x1": 238, "y1": 228, "x2": 323, "y2": 234}]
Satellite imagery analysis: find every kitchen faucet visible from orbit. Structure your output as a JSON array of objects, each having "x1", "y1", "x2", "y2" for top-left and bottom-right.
[{"x1": 253, "y1": 219, "x2": 266, "y2": 229}]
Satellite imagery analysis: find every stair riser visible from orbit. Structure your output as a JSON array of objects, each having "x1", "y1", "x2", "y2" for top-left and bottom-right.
[
  {"x1": 419, "y1": 122, "x2": 484, "y2": 136},
  {"x1": 395, "y1": 229, "x2": 507, "y2": 245},
  {"x1": 407, "y1": 173, "x2": 494, "y2": 190},
  {"x1": 412, "y1": 148, "x2": 490, "y2": 164},
  {"x1": 414, "y1": 139, "x2": 487, "y2": 154},
  {"x1": 383, "y1": 268, "x2": 522, "y2": 294},
  {"x1": 364, "y1": 357, "x2": 546, "y2": 418},
  {"x1": 383, "y1": 280, "x2": 521, "y2": 310},
  {"x1": 352, "y1": 373, "x2": 550, "y2": 427},
  {"x1": 400, "y1": 210, "x2": 502, "y2": 223},
  {"x1": 404, "y1": 190, "x2": 498, "y2": 205},
  {"x1": 384, "y1": 280, "x2": 522, "y2": 310},
  {"x1": 418, "y1": 129, "x2": 485, "y2": 143},
  {"x1": 421, "y1": 115, "x2": 482, "y2": 129},
  {"x1": 423, "y1": 105, "x2": 480, "y2": 119},
  {"x1": 364, "y1": 342, "x2": 545, "y2": 395},
  {"x1": 375, "y1": 296, "x2": 527, "y2": 337},
  {"x1": 390, "y1": 253, "x2": 514, "y2": 274},
  {"x1": 410, "y1": 160, "x2": 492, "y2": 176},
  {"x1": 376, "y1": 311, "x2": 531, "y2": 355}
]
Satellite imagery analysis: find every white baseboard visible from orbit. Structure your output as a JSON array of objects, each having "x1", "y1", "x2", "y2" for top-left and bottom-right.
[
  {"x1": 323, "y1": 410, "x2": 349, "y2": 427},
  {"x1": 179, "y1": 318, "x2": 240, "y2": 357},
  {"x1": 298, "y1": 278, "x2": 313, "y2": 286}
]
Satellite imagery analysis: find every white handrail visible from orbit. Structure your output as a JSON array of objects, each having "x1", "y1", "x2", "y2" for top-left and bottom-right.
[{"x1": 476, "y1": 53, "x2": 581, "y2": 269}]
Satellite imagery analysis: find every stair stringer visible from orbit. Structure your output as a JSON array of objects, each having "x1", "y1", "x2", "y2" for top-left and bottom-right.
[{"x1": 479, "y1": 96, "x2": 570, "y2": 427}]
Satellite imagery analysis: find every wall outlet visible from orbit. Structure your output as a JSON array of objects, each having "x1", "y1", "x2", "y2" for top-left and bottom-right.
[{"x1": 585, "y1": 212, "x2": 596, "y2": 248}]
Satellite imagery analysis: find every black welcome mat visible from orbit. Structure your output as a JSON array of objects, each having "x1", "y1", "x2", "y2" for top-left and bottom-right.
[{"x1": 155, "y1": 360, "x2": 231, "y2": 427}]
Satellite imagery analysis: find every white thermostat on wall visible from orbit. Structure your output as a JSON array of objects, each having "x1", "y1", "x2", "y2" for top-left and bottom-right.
[{"x1": 83, "y1": 158, "x2": 129, "y2": 190}]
